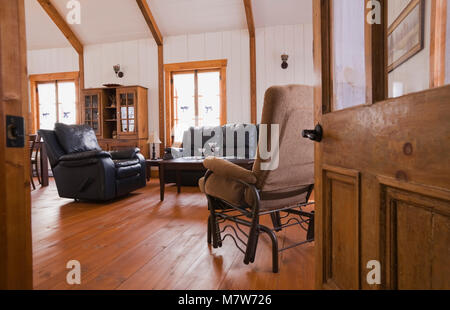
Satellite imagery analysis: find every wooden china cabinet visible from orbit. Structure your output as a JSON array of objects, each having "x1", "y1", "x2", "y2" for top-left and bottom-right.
[{"x1": 81, "y1": 85, "x2": 149, "y2": 158}]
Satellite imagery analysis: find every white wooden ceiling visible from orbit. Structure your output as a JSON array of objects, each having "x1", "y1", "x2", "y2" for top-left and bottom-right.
[
  {"x1": 25, "y1": 0, "x2": 71, "y2": 49},
  {"x1": 252, "y1": 0, "x2": 313, "y2": 28},
  {"x1": 25, "y1": 0, "x2": 312, "y2": 50},
  {"x1": 150, "y1": 0, "x2": 247, "y2": 36}
]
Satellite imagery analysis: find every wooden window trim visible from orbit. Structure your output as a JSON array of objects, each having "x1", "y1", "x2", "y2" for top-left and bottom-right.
[
  {"x1": 164, "y1": 60, "x2": 227, "y2": 147},
  {"x1": 430, "y1": 0, "x2": 448, "y2": 88},
  {"x1": 29, "y1": 71, "x2": 80, "y2": 133}
]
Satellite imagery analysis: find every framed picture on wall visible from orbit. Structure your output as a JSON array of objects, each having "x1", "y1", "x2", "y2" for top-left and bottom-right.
[{"x1": 388, "y1": 0, "x2": 425, "y2": 72}]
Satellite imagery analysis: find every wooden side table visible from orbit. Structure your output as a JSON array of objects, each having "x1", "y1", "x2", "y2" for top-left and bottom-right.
[{"x1": 145, "y1": 159, "x2": 163, "y2": 182}]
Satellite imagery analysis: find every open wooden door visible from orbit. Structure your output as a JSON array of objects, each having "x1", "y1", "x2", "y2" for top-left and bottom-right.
[
  {"x1": 0, "y1": 0, "x2": 33, "y2": 289},
  {"x1": 313, "y1": 0, "x2": 450, "y2": 289}
]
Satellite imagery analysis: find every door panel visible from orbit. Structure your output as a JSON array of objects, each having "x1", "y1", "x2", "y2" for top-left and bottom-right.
[
  {"x1": 323, "y1": 166, "x2": 360, "y2": 289},
  {"x1": 117, "y1": 89, "x2": 138, "y2": 137},
  {"x1": 82, "y1": 91, "x2": 102, "y2": 136},
  {"x1": 381, "y1": 181, "x2": 450, "y2": 289}
]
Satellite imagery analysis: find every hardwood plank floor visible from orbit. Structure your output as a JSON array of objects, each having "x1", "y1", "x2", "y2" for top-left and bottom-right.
[{"x1": 31, "y1": 178, "x2": 315, "y2": 290}]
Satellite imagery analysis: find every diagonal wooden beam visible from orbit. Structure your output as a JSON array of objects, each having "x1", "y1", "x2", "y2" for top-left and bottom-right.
[
  {"x1": 243, "y1": 0, "x2": 257, "y2": 124},
  {"x1": 36, "y1": 0, "x2": 83, "y2": 54},
  {"x1": 243, "y1": 0, "x2": 255, "y2": 37},
  {"x1": 136, "y1": 0, "x2": 165, "y2": 154},
  {"x1": 136, "y1": 0, "x2": 163, "y2": 46}
]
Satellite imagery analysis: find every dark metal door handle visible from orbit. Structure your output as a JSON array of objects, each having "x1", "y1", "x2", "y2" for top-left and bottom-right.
[{"x1": 302, "y1": 124, "x2": 323, "y2": 142}]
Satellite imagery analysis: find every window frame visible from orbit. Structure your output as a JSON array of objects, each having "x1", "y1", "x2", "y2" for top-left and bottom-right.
[
  {"x1": 29, "y1": 71, "x2": 80, "y2": 133},
  {"x1": 430, "y1": 0, "x2": 448, "y2": 88},
  {"x1": 164, "y1": 59, "x2": 227, "y2": 146}
]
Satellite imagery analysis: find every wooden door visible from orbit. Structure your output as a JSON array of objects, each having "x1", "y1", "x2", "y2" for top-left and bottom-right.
[
  {"x1": 313, "y1": 0, "x2": 450, "y2": 289},
  {"x1": 0, "y1": 0, "x2": 33, "y2": 289},
  {"x1": 117, "y1": 88, "x2": 138, "y2": 138},
  {"x1": 82, "y1": 90, "x2": 102, "y2": 136}
]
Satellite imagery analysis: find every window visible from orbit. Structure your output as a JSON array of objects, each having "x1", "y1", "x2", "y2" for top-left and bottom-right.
[
  {"x1": 30, "y1": 72, "x2": 80, "y2": 132},
  {"x1": 165, "y1": 60, "x2": 227, "y2": 144},
  {"x1": 331, "y1": 0, "x2": 366, "y2": 111}
]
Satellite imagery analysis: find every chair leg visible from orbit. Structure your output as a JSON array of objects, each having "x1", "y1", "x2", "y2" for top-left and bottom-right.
[
  {"x1": 35, "y1": 161, "x2": 41, "y2": 185},
  {"x1": 260, "y1": 225, "x2": 279, "y2": 273},
  {"x1": 30, "y1": 166, "x2": 36, "y2": 190},
  {"x1": 244, "y1": 215, "x2": 259, "y2": 265},
  {"x1": 207, "y1": 215, "x2": 212, "y2": 245},
  {"x1": 306, "y1": 211, "x2": 315, "y2": 241},
  {"x1": 249, "y1": 230, "x2": 259, "y2": 263},
  {"x1": 207, "y1": 197, "x2": 222, "y2": 248},
  {"x1": 270, "y1": 212, "x2": 282, "y2": 232}
]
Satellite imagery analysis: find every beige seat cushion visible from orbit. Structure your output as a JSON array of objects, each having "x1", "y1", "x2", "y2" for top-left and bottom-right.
[
  {"x1": 245, "y1": 185, "x2": 311, "y2": 212},
  {"x1": 203, "y1": 157, "x2": 256, "y2": 184},
  {"x1": 199, "y1": 174, "x2": 246, "y2": 206}
]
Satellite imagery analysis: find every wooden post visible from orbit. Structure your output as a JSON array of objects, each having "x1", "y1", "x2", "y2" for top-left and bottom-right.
[
  {"x1": 137, "y1": 0, "x2": 165, "y2": 155},
  {"x1": 243, "y1": 0, "x2": 257, "y2": 124},
  {"x1": 0, "y1": 0, "x2": 33, "y2": 289}
]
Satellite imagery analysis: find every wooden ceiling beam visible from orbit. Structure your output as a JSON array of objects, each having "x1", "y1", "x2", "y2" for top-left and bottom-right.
[
  {"x1": 36, "y1": 0, "x2": 83, "y2": 54},
  {"x1": 136, "y1": 0, "x2": 165, "y2": 153},
  {"x1": 243, "y1": 0, "x2": 257, "y2": 124},
  {"x1": 136, "y1": 0, "x2": 163, "y2": 46},
  {"x1": 243, "y1": 0, "x2": 256, "y2": 38}
]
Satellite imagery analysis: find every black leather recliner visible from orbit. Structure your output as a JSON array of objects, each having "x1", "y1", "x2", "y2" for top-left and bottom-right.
[{"x1": 38, "y1": 123, "x2": 146, "y2": 201}]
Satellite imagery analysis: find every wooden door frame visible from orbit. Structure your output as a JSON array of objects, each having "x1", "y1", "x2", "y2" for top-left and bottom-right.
[
  {"x1": 430, "y1": 0, "x2": 448, "y2": 88},
  {"x1": 29, "y1": 71, "x2": 80, "y2": 134},
  {"x1": 0, "y1": 0, "x2": 33, "y2": 289}
]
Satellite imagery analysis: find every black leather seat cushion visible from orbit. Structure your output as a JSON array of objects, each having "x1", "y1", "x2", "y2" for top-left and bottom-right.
[
  {"x1": 114, "y1": 158, "x2": 140, "y2": 168},
  {"x1": 60, "y1": 150, "x2": 111, "y2": 162},
  {"x1": 114, "y1": 158, "x2": 141, "y2": 179},
  {"x1": 116, "y1": 164, "x2": 142, "y2": 179},
  {"x1": 54, "y1": 123, "x2": 101, "y2": 154}
]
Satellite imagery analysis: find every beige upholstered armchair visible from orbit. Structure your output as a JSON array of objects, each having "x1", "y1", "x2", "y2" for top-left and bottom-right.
[{"x1": 199, "y1": 85, "x2": 315, "y2": 272}]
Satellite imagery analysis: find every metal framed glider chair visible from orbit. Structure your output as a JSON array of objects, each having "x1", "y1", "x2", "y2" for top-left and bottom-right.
[{"x1": 199, "y1": 85, "x2": 315, "y2": 273}]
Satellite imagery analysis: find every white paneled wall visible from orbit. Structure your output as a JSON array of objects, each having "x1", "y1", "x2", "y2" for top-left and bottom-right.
[
  {"x1": 84, "y1": 39, "x2": 160, "y2": 135},
  {"x1": 164, "y1": 24, "x2": 313, "y2": 124},
  {"x1": 256, "y1": 24, "x2": 314, "y2": 123},
  {"x1": 27, "y1": 47, "x2": 79, "y2": 75},
  {"x1": 164, "y1": 30, "x2": 251, "y2": 124},
  {"x1": 387, "y1": 0, "x2": 431, "y2": 97},
  {"x1": 26, "y1": 23, "x2": 314, "y2": 138}
]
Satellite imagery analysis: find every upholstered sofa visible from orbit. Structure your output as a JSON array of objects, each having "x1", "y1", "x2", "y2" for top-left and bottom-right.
[
  {"x1": 39, "y1": 123, "x2": 146, "y2": 201},
  {"x1": 163, "y1": 124, "x2": 258, "y2": 185}
]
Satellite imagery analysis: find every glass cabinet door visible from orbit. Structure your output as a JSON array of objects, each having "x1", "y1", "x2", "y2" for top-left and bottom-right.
[
  {"x1": 118, "y1": 91, "x2": 136, "y2": 134},
  {"x1": 84, "y1": 93, "x2": 100, "y2": 134}
]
